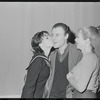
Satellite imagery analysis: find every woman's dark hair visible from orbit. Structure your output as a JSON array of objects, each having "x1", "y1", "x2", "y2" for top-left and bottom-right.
[
  {"x1": 52, "y1": 23, "x2": 75, "y2": 43},
  {"x1": 31, "y1": 31, "x2": 49, "y2": 54}
]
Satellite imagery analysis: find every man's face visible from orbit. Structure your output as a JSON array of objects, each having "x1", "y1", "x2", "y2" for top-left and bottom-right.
[{"x1": 51, "y1": 27, "x2": 68, "y2": 49}]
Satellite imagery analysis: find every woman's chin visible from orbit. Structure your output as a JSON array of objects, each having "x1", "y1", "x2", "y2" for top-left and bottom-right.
[
  {"x1": 54, "y1": 45, "x2": 58, "y2": 49},
  {"x1": 77, "y1": 45, "x2": 80, "y2": 49},
  {"x1": 77, "y1": 46, "x2": 81, "y2": 51}
]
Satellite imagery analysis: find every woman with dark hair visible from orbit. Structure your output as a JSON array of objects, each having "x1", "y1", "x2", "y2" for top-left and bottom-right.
[
  {"x1": 21, "y1": 31, "x2": 53, "y2": 98},
  {"x1": 66, "y1": 26, "x2": 100, "y2": 98}
]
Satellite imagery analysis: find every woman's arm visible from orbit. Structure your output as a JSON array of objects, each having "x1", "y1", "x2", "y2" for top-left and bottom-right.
[{"x1": 67, "y1": 55, "x2": 96, "y2": 92}]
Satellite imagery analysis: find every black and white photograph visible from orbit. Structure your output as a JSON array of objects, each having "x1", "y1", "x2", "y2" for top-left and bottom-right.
[{"x1": 0, "y1": 2, "x2": 100, "y2": 98}]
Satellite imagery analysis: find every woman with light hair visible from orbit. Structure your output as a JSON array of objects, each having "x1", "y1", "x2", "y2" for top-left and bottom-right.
[{"x1": 66, "y1": 26, "x2": 100, "y2": 98}]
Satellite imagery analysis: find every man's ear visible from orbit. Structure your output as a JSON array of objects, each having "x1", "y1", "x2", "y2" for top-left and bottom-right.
[
  {"x1": 39, "y1": 43, "x2": 42, "y2": 48},
  {"x1": 65, "y1": 34, "x2": 69, "y2": 40}
]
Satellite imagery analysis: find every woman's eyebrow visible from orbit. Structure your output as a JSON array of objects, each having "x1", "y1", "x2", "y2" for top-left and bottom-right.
[{"x1": 43, "y1": 34, "x2": 48, "y2": 37}]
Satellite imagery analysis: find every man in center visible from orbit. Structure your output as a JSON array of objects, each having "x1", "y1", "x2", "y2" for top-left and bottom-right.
[{"x1": 43, "y1": 23, "x2": 83, "y2": 98}]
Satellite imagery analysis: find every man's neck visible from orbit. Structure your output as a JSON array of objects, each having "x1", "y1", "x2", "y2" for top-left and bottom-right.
[{"x1": 58, "y1": 43, "x2": 68, "y2": 55}]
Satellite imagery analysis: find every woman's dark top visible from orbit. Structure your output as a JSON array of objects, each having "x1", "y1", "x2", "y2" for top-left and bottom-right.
[{"x1": 21, "y1": 53, "x2": 50, "y2": 98}]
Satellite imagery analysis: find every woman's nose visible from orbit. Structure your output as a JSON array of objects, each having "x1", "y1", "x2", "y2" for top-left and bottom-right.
[
  {"x1": 75, "y1": 38, "x2": 78, "y2": 42},
  {"x1": 75, "y1": 38, "x2": 77, "y2": 41}
]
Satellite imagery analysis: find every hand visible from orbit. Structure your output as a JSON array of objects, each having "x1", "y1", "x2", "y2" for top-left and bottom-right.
[
  {"x1": 66, "y1": 84, "x2": 74, "y2": 98},
  {"x1": 97, "y1": 75, "x2": 100, "y2": 92},
  {"x1": 43, "y1": 87, "x2": 49, "y2": 98},
  {"x1": 93, "y1": 75, "x2": 100, "y2": 93}
]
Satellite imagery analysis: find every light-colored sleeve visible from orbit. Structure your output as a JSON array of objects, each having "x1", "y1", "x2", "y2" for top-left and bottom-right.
[{"x1": 67, "y1": 55, "x2": 97, "y2": 92}]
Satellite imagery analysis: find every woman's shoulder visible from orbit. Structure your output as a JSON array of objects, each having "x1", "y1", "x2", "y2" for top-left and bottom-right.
[
  {"x1": 83, "y1": 53, "x2": 98, "y2": 63},
  {"x1": 26, "y1": 53, "x2": 47, "y2": 70},
  {"x1": 87, "y1": 53, "x2": 97, "y2": 58},
  {"x1": 32, "y1": 53, "x2": 49, "y2": 63},
  {"x1": 31, "y1": 53, "x2": 44, "y2": 61}
]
